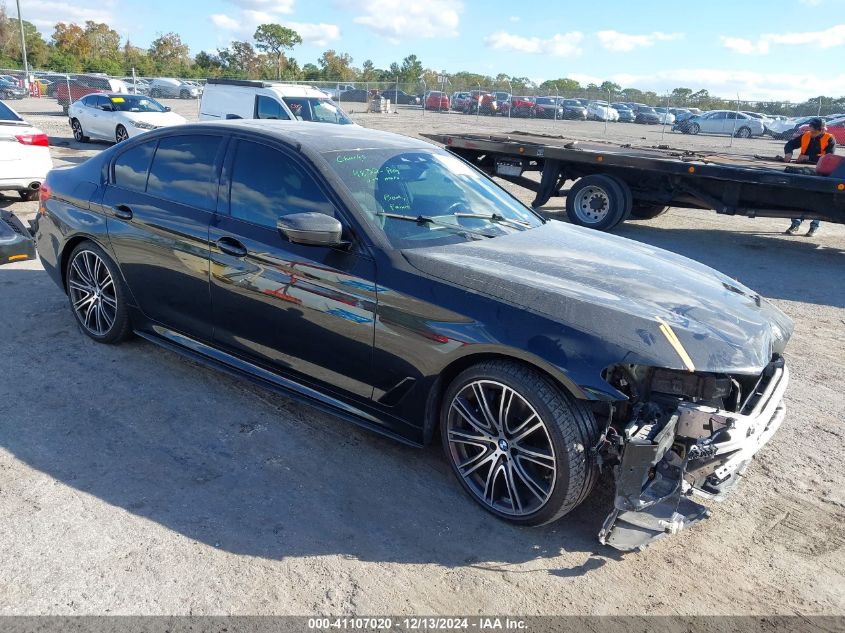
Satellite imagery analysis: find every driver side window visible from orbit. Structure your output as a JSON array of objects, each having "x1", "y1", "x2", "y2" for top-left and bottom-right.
[{"x1": 255, "y1": 95, "x2": 290, "y2": 120}]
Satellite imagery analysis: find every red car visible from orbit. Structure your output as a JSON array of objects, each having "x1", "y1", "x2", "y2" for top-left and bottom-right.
[
  {"x1": 503, "y1": 95, "x2": 536, "y2": 117},
  {"x1": 464, "y1": 90, "x2": 498, "y2": 115},
  {"x1": 424, "y1": 91, "x2": 450, "y2": 110},
  {"x1": 55, "y1": 75, "x2": 119, "y2": 113},
  {"x1": 793, "y1": 116, "x2": 845, "y2": 144}
]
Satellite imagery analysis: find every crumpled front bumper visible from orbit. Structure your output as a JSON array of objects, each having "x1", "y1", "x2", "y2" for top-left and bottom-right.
[{"x1": 599, "y1": 361, "x2": 789, "y2": 551}]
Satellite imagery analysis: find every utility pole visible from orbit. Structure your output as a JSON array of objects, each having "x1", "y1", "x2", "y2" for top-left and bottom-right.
[{"x1": 16, "y1": 0, "x2": 30, "y2": 89}]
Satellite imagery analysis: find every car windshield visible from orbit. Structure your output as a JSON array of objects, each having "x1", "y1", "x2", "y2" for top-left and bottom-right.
[
  {"x1": 324, "y1": 148, "x2": 544, "y2": 249},
  {"x1": 282, "y1": 97, "x2": 352, "y2": 125},
  {"x1": 536, "y1": 97, "x2": 557, "y2": 105},
  {"x1": 108, "y1": 95, "x2": 167, "y2": 113},
  {"x1": 0, "y1": 101, "x2": 22, "y2": 121}
]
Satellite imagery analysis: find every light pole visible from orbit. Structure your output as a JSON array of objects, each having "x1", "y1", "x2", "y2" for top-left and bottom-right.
[
  {"x1": 475, "y1": 81, "x2": 481, "y2": 120},
  {"x1": 507, "y1": 79, "x2": 513, "y2": 122},
  {"x1": 420, "y1": 76, "x2": 426, "y2": 117},
  {"x1": 15, "y1": 0, "x2": 30, "y2": 91}
]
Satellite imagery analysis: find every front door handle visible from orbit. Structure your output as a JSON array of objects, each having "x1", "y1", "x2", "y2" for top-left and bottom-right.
[
  {"x1": 113, "y1": 204, "x2": 133, "y2": 220},
  {"x1": 216, "y1": 236, "x2": 248, "y2": 258}
]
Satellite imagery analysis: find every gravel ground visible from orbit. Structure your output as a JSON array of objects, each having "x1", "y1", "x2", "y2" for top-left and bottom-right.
[{"x1": 1, "y1": 96, "x2": 843, "y2": 616}]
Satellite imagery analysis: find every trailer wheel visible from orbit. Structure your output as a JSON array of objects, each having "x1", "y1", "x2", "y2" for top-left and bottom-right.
[
  {"x1": 630, "y1": 203, "x2": 670, "y2": 220},
  {"x1": 610, "y1": 178, "x2": 633, "y2": 228},
  {"x1": 565, "y1": 175, "x2": 628, "y2": 231}
]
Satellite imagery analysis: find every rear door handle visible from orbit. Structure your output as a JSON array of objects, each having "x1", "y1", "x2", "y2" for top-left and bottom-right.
[
  {"x1": 113, "y1": 204, "x2": 133, "y2": 220},
  {"x1": 216, "y1": 236, "x2": 248, "y2": 258}
]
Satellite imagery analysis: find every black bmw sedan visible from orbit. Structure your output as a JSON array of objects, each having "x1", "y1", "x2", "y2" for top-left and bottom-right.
[{"x1": 34, "y1": 121, "x2": 793, "y2": 550}]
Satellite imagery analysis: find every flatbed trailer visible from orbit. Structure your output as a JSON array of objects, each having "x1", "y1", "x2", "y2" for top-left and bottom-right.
[{"x1": 424, "y1": 131, "x2": 845, "y2": 231}]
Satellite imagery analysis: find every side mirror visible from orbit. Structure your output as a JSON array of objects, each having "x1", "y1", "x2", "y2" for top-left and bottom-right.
[
  {"x1": 277, "y1": 212, "x2": 343, "y2": 247},
  {"x1": 163, "y1": 106, "x2": 171, "y2": 112},
  {"x1": 225, "y1": 113, "x2": 242, "y2": 120}
]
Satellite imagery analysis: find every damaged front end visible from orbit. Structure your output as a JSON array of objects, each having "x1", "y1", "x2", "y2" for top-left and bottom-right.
[{"x1": 597, "y1": 357, "x2": 789, "y2": 551}]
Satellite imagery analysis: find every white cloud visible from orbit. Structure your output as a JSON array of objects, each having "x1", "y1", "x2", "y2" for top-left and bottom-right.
[
  {"x1": 286, "y1": 22, "x2": 341, "y2": 46},
  {"x1": 597, "y1": 30, "x2": 683, "y2": 52},
  {"x1": 509, "y1": 16, "x2": 520, "y2": 22},
  {"x1": 483, "y1": 31, "x2": 583, "y2": 57},
  {"x1": 226, "y1": 0, "x2": 294, "y2": 13},
  {"x1": 15, "y1": 0, "x2": 116, "y2": 33},
  {"x1": 349, "y1": 0, "x2": 462, "y2": 43},
  {"x1": 211, "y1": 13, "x2": 241, "y2": 31},
  {"x1": 722, "y1": 24, "x2": 845, "y2": 54}
]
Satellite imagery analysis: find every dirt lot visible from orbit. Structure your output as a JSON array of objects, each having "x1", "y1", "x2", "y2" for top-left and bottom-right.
[{"x1": 1, "y1": 96, "x2": 844, "y2": 616}]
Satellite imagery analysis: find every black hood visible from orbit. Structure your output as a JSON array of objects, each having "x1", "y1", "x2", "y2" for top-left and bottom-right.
[{"x1": 403, "y1": 222, "x2": 793, "y2": 375}]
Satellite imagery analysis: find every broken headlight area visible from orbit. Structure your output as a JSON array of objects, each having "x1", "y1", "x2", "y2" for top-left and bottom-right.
[{"x1": 596, "y1": 357, "x2": 788, "y2": 551}]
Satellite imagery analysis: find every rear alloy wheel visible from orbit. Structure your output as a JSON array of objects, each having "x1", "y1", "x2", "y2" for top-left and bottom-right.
[
  {"x1": 736, "y1": 126, "x2": 752, "y2": 139},
  {"x1": 689, "y1": 122, "x2": 700, "y2": 135},
  {"x1": 66, "y1": 241, "x2": 131, "y2": 344},
  {"x1": 71, "y1": 118, "x2": 88, "y2": 142},
  {"x1": 442, "y1": 361, "x2": 600, "y2": 525},
  {"x1": 115, "y1": 125, "x2": 129, "y2": 143},
  {"x1": 565, "y1": 175, "x2": 630, "y2": 231}
]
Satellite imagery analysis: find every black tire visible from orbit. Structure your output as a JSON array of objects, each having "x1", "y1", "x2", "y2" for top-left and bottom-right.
[
  {"x1": 441, "y1": 360, "x2": 601, "y2": 526},
  {"x1": 65, "y1": 240, "x2": 132, "y2": 344},
  {"x1": 150, "y1": 88, "x2": 160, "y2": 98},
  {"x1": 71, "y1": 118, "x2": 88, "y2": 143},
  {"x1": 689, "y1": 122, "x2": 700, "y2": 135},
  {"x1": 565, "y1": 175, "x2": 628, "y2": 231},
  {"x1": 115, "y1": 124, "x2": 129, "y2": 143},
  {"x1": 19, "y1": 189, "x2": 39, "y2": 202},
  {"x1": 610, "y1": 178, "x2": 633, "y2": 229},
  {"x1": 736, "y1": 126, "x2": 752, "y2": 139},
  {"x1": 630, "y1": 203, "x2": 670, "y2": 220}
]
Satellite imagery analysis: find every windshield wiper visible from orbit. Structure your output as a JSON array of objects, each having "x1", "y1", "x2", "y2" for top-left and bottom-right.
[
  {"x1": 375, "y1": 212, "x2": 497, "y2": 239},
  {"x1": 452, "y1": 212, "x2": 532, "y2": 230}
]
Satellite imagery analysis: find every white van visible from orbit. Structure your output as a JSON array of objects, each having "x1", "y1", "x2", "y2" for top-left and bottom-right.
[{"x1": 199, "y1": 79, "x2": 355, "y2": 125}]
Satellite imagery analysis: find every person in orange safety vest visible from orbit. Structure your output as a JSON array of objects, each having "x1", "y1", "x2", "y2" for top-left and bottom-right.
[{"x1": 783, "y1": 118, "x2": 836, "y2": 237}]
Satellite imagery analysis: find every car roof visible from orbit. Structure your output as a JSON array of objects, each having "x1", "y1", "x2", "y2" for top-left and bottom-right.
[{"x1": 186, "y1": 120, "x2": 436, "y2": 152}]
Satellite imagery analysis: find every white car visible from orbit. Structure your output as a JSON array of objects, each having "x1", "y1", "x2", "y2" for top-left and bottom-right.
[
  {"x1": 587, "y1": 101, "x2": 619, "y2": 122},
  {"x1": 0, "y1": 100, "x2": 52, "y2": 200},
  {"x1": 68, "y1": 93, "x2": 187, "y2": 144},
  {"x1": 654, "y1": 107, "x2": 676, "y2": 125},
  {"x1": 149, "y1": 78, "x2": 200, "y2": 99}
]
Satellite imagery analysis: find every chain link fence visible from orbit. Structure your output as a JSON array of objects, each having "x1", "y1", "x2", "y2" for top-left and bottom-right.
[{"x1": 1, "y1": 67, "x2": 842, "y2": 151}]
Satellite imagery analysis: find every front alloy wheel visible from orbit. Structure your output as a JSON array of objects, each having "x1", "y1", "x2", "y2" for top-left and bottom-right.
[
  {"x1": 115, "y1": 125, "x2": 129, "y2": 143},
  {"x1": 441, "y1": 361, "x2": 601, "y2": 525},
  {"x1": 447, "y1": 380, "x2": 556, "y2": 517}
]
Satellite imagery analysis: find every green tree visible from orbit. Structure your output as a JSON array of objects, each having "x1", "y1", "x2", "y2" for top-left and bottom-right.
[
  {"x1": 302, "y1": 62, "x2": 321, "y2": 80},
  {"x1": 254, "y1": 24, "x2": 301, "y2": 80},
  {"x1": 399, "y1": 54, "x2": 423, "y2": 83},
  {"x1": 194, "y1": 50, "x2": 223, "y2": 75},
  {"x1": 599, "y1": 81, "x2": 622, "y2": 96},
  {"x1": 83, "y1": 21, "x2": 120, "y2": 60},
  {"x1": 670, "y1": 87, "x2": 693, "y2": 104},
  {"x1": 318, "y1": 49, "x2": 354, "y2": 80},
  {"x1": 360, "y1": 59, "x2": 376, "y2": 81},
  {"x1": 218, "y1": 41, "x2": 261, "y2": 78},
  {"x1": 149, "y1": 32, "x2": 190, "y2": 71}
]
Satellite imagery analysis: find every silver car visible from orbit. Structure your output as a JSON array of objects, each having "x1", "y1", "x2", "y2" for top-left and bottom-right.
[{"x1": 679, "y1": 110, "x2": 766, "y2": 138}]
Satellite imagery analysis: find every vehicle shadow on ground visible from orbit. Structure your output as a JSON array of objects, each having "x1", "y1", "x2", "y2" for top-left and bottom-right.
[{"x1": 0, "y1": 267, "x2": 620, "y2": 576}]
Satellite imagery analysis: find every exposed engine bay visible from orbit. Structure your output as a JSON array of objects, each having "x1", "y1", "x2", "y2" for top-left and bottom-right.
[{"x1": 596, "y1": 357, "x2": 789, "y2": 551}]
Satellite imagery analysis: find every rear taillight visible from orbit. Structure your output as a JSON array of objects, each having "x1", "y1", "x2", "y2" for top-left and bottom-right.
[
  {"x1": 16, "y1": 133, "x2": 49, "y2": 147},
  {"x1": 38, "y1": 181, "x2": 51, "y2": 215}
]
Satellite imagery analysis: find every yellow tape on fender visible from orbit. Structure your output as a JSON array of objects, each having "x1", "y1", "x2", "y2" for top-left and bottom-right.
[{"x1": 655, "y1": 316, "x2": 696, "y2": 373}]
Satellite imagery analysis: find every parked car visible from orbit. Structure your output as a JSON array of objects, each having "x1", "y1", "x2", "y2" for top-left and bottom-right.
[
  {"x1": 325, "y1": 83, "x2": 356, "y2": 100},
  {"x1": 532, "y1": 96, "x2": 564, "y2": 119},
  {"x1": 670, "y1": 108, "x2": 694, "y2": 123},
  {"x1": 424, "y1": 91, "x2": 450, "y2": 111},
  {"x1": 465, "y1": 90, "x2": 498, "y2": 115},
  {"x1": 492, "y1": 91, "x2": 511, "y2": 112},
  {"x1": 200, "y1": 79, "x2": 354, "y2": 125},
  {"x1": 766, "y1": 115, "x2": 817, "y2": 139},
  {"x1": 121, "y1": 77, "x2": 151, "y2": 95},
  {"x1": 504, "y1": 95, "x2": 536, "y2": 117},
  {"x1": 68, "y1": 93, "x2": 187, "y2": 144},
  {"x1": 34, "y1": 73, "x2": 69, "y2": 97},
  {"x1": 611, "y1": 103, "x2": 636, "y2": 122},
  {"x1": 149, "y1": 78, "x2": 200, "y2": 99},
  {"x1": 633, "y1": 106, "x2": 661, "y2": 124},
  {"x1": 56, "y1": 76, "x2": 127, "y2": 113},
  {"x1": 0, "y1": 100, "x2": 52, "y2": 201},
  {"x1": 675, "y1": 110, "x2": 765, "y2": 137},
  {"x1": 451, "y1": 92, "x2": 470, "y2": 111},
  {"x1": 560, "y1": 99, "x2": 588, "y2": 120},
  {"x1": 381, "y1": 89, "x2": 420, "y2": 105},
  {"x1": 587, "y1": 101, "x2": 619, "y2": 122},
  {"x1": 34, "y1": 121, "x2": 794, "y2": 549},
  {"x1": 333, "y1": 88, "x2": 373, "y2": 103},
  {"x1": 653, "y1": 107, "x2": 676, "y2": 125},
  {"x1": 0, "y1": 79, "x2": 27, "y2": 100}
]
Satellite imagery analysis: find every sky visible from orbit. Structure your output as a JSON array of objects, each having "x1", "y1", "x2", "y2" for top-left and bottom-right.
[{"x1": 13, "y1": 0, "x2": 845, "y2": 101}]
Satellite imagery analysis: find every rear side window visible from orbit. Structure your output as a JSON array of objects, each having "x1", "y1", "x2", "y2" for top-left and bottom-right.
[
  {"x1": 255, "y1": 96, "x2": 290, "y2": 120},
  {"x1": 147, "y1": 135, "x2": 222, "y2": 209},
  {"x1": 228, "y1": 139, "x2": 334, "y2": 228},
  {"x1": 113, "y1": 140, "x2": 157, "y2": 192}
]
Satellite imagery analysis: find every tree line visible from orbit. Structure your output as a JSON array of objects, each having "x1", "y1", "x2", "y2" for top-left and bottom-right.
[{"x1": 0, "y1": 7, "x2": 841, "y2": 116}]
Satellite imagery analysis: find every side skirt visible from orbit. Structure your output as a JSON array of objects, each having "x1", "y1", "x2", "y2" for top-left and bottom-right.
[{"x1": 134, "y1": 326, "x2": 423, "y2": 448}]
